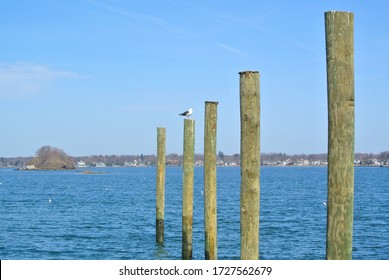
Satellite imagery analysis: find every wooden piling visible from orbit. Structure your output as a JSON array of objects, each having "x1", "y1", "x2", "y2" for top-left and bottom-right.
[
  {"x1": 182, "y1": 118, "x2": 195, "y2": 260},
  {"x1": 325, "y1": 11, "x2": 355, "y2": 260},
  {"x1": 156, "y1": 127, "x2": 166, "y2": 244},
  {"x1": 239, "y1": 71, "x2": 260, "y2": 260},
  {"x1": 204, "y1": 101, "x2": 218, "y2": 260}
]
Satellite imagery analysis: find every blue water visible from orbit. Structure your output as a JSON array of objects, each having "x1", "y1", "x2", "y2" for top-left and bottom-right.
[{"x1": 0, "y1": 166, "x2": 388, "y2": 260}]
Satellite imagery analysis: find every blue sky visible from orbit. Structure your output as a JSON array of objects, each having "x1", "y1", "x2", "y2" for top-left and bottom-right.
[{"x1": 1, "y1": 0, "x2": 388, "y2": 157}]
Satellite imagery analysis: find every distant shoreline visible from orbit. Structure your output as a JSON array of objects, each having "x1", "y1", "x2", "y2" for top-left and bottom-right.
[
  {"x1": 4, "y1": 164, "x2": 388, "y2": 170},
  {"x1": 1, "y1": 151, "x2": 388, "y2": 169}
]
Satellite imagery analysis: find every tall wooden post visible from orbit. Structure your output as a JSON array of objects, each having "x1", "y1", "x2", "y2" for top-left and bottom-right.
[
  {"x1": 325, "y1": 11, "x2": 355, "y2": 260},
  {"x1": 182, "y1": 118, "x2": 195, "y2": 259},
  {"x1": 239, "y1": 71, "x2": 260, "y2": 260},
  {"x1": 156, "y1": 127, "x2": 166, "y2": 244},
  {"x1": 204, "y1": 101, "x2": 218, "y2": 260}
]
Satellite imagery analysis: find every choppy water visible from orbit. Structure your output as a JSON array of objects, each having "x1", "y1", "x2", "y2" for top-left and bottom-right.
[{"x1": 0, "y1": 166, "x2": 388, "y2": 259}]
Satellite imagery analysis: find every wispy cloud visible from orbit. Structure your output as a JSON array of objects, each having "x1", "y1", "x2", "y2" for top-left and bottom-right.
[
  {"x1": 86, "y1": 0, "x2": 183, "y2": 34},
  {"x1": 163, "y1": 0, "x2": 239, "y2": 31},
  {"x1": 86, "y1": 0, "x2": 130, "y2": 16},
  {"x1": 0, "y1": 62, "x2": 84, "y2": 98},
  {"x1": 293, "y1": 40, "x2": 320, "y2": 55},
  {"x1": 120, "y1": 103, "x2": 183, "y2": 112},
  {"x1": 216, "y1": 43, "x2": 248, "y2": 59}
]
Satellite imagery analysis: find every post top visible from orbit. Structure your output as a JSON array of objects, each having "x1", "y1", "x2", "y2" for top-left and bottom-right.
[
  {"x1": 325, "y1": 11, "x2": 354, "y2": 15},
  {"x1": 205, "y1": 101, "x2": 219, "y2": 105},
  {"x1": 239, "y1": 71, "x2": 259, "y2": 75}
]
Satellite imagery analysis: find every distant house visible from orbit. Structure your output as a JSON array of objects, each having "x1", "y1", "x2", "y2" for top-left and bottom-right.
[
  {"x1": 94, "y1": 162, "x2": 106, "y2": 167},
  {"x1": 76, "y1": 160, "x2": 87, "y2": 168}
]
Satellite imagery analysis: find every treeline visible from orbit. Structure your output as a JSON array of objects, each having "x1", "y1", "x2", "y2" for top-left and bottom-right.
[
  {"x1": 73, "y1": 154, "x2": 156, "y2": 166},
  {"x1": 261, "y1": 152, "x2": 389, "y2": 165},
  {"x1": 1, "y1": 151, "x2": 389, "y2": 167},
  {"x1": 261, "y1": 153, "x2": 327, "y2": 163},
  {"x1": 74, "y1": 153, "x2": 207, "y2": 166}
]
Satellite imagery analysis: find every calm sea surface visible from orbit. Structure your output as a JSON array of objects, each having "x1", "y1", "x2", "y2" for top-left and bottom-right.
[{"x1": 0, "y1": 166, "x2": 388, "y2": 260}]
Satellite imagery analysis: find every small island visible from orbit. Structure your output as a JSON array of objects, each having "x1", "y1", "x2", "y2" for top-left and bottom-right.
[{"x1": 25, "y1": 146, "x2": 75, "y2": 170}]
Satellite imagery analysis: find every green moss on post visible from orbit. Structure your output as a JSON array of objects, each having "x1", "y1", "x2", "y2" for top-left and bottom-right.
[
  {"x1": 325, "y1": 11, "x2": 355, "y2": 260},
  {"x1": 239, "y1": 71, "x2": 260, "y2": 260},
  {"x1": 156, "y1": 127, "x2": 166, "y2": 244},
  {"x1": 204, "y1": 101, "x2": 218, "y2": 260},
  {"x1": 182, "y1": 119, "x2": 195, "y2": 260}
]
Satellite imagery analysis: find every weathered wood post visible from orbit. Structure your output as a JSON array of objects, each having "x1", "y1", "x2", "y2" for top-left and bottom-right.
[
  {"x1": 239, "y1": 71, "x2": 260, "y2": 260},
  {"x1": 156, "y1": 127, "x2": 166, "y2": 244},
  {"x1": 182, "y1": 118, "x2": 195, "y2": 259},
  {"x1": 204, "y1": 101, "x2": 218, "y2": 260},
  {"x1": 325, "y1": 11, "x2": 355, "y2": 260}
]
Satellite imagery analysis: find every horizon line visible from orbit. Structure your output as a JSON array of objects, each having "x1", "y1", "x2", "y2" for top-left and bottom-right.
[{"x1": 2, "y1": 150, "x2": 389, "y2": 158}]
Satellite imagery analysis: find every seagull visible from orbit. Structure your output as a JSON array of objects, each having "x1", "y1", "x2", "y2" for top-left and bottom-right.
[{"x1": 179, "y1": 108, "x2": 193, "y2": 118}]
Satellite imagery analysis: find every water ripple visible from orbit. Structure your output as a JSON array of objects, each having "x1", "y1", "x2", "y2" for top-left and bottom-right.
[{"x1": 0, "y1": 166, "x2": 388, "y2": 259}]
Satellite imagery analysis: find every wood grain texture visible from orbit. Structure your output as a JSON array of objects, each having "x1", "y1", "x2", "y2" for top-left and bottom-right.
[
  {"x1": 325, "y1": 11, "x2": 355, "y2": 260},
  {"x1": 239, "y1": 71, "x2": 260, "y2": 260},
  {"x1": 182, "y1": 119, "x2": 195, "y2": 260},
  {"x1": 156, "y1": 127, "x2": 166, "y2": 244},
  {"x1": 204, "y1": 101, "x2": 218, "y2": 260}
]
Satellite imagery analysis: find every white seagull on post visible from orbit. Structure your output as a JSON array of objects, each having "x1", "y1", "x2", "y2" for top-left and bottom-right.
[{"x1": 179, "y1": 108, "x2": 193, "y2": 118}]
